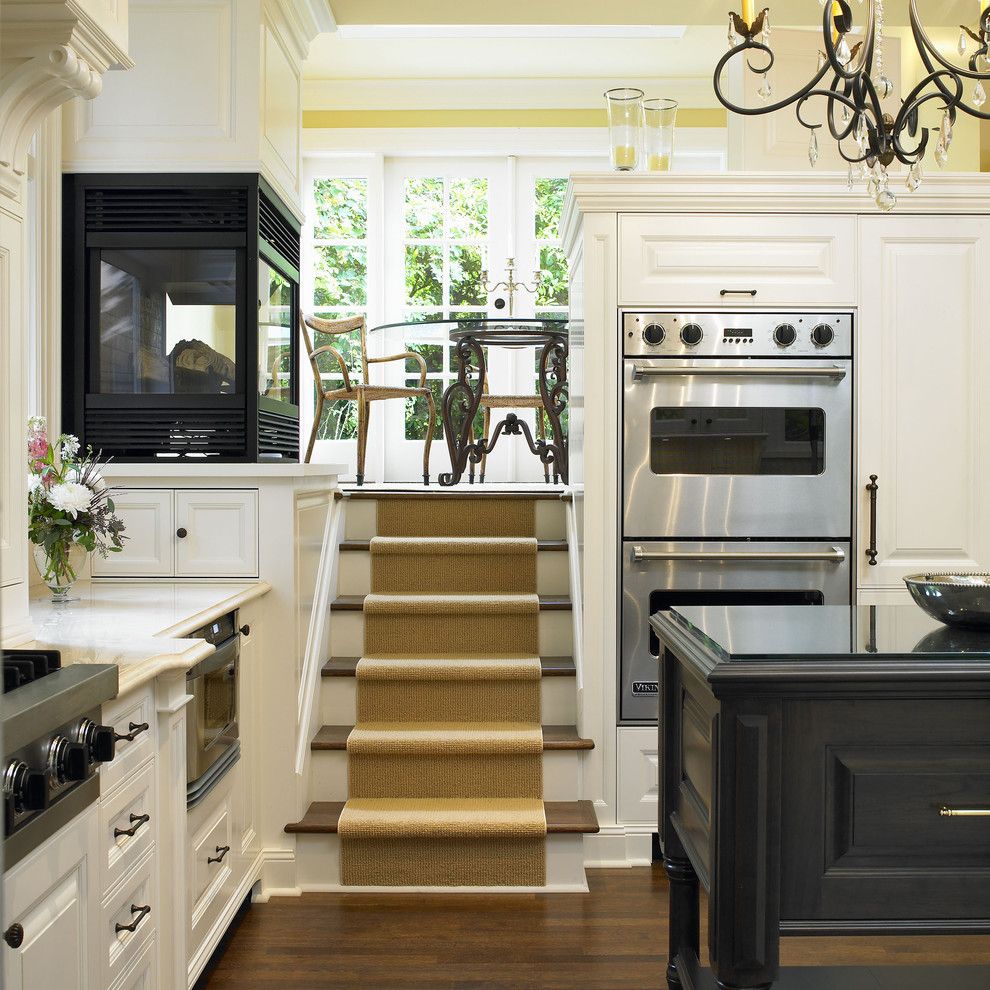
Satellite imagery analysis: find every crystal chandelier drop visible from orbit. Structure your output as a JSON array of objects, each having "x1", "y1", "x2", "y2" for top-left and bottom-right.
[{"x1": 714, "y1": 0, "x2": 990, "y2": 210}]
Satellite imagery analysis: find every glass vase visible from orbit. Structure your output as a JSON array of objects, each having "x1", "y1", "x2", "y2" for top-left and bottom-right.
[
  {"x1": 604, "y1": 88, "x2": 644, "y2": 171},
  {"x1": 32, "y1": 542, "x2": 88, "y2": 604},
  {"x1": 643, "y1": 98, "x2": 678, "y2": 172}
]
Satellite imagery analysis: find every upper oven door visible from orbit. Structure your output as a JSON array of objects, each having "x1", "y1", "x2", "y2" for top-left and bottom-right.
[{"x1": 623, "y1": 357, "x2": 852, "y2": 539}]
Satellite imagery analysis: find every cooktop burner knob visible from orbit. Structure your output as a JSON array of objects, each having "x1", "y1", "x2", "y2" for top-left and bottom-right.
[
  {"x1": 811, "y1": 323, "x2": 835, "y2": 348},
  {"x1": 642, "y1": 323, "x2": 665, "y2": 346},
  {"x1": 773, "y1": 323, "x2": 797, "y2": 347},
  {"x1": 4, "y1": 761, "x2": 49, "y2": 813},
  {"x1": 77, "y1": 719, "x2": 116, "y2": 764},
  {"x1": 680, "y1": 323, "x2": 704, "y2": 346},
  {"x1": 48, "y1": 736, "x2": 89, "y2": 783}
]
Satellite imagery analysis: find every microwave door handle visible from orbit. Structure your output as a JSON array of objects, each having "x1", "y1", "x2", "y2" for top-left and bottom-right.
[
  {"x1": 632, "y1": 546, "x2": 847, "y2": 562},
  {"x1": 630, "y1": 365, "x2": 847, "y2": 381}
]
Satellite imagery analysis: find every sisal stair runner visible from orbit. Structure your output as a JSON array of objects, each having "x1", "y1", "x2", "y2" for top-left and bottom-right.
[{"x1": 337, "y1": 497, "x2": 549, "y2": 886}]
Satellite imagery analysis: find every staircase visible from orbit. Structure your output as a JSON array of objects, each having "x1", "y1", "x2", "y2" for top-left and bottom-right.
[{"x1": 286, "y1": 490, "x2": 598, "y2": 891}]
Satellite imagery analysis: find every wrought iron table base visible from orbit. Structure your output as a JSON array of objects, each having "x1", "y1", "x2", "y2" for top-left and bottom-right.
[{"x1": 439, "y1": 330, "x2": 567, "y2": 487}]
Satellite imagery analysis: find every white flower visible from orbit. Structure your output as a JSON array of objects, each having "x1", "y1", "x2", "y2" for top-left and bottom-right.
[
  {"x1": 27, "y1": 474, "x2": 41, "y2": 497},
  {"x1": 46, "y1": 482, "x2": 93, "y2": 518},
  {"x1": 60, "y1": 434, "x2": 80, "y2": 460},
  {"x1": 27, "y1": 415, "x2": 47, "y2": 434}
]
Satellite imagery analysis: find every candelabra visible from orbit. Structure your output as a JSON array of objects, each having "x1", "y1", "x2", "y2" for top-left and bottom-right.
[
  {"x1": 714, "y1": 0, "x2": 990, "y2": 210},
  {"x1": 480, "y1": 258, "x2": 543, "y2": 316}
]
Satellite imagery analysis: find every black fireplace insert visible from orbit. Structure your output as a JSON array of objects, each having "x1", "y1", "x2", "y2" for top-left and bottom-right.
[{"x1": 62, "y1": 173, "x2": 301, "y2": 461}]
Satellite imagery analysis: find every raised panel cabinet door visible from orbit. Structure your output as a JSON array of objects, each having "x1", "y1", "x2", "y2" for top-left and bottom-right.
[
  {"x1": 857, "y1": 217, "x2": 990, "y2": 587},
  {"x1": 174, "y1": 490, "x2": 259, "y2": 577},
  {"x1": 618, "y1": 214, "x2": 856, "y2": 307},
  {"x1": 617, "y1": 726, "x2": 662, "y2": 824},
  {"x1": 91, "y1": 489, "x2": 175, "y2": 578},
  {"x1": 2, "y1": 805, "x2": 100, "y2": 990}
]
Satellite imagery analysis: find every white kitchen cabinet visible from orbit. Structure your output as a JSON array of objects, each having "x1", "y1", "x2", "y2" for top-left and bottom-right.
[
  {"x1": 619, "y1": 213, "x2": 856, "y2": 307},
  {"x1": 616, "y1": 727, "x2": 661, "y2": 826},
  {"x1": 2, "y1": 806, "x2": 101, "y2": 990},
  {"x1": 857, "y1": 216, "x2": 990, "y2": 588},
  {"x1": 93, "y1": 489, "x2": 258, "y2": 579}
]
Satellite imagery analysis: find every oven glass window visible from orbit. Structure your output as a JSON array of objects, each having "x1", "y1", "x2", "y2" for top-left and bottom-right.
[
  {"x1": 649, "y1": 407, "x2": 825, "y2": 475},
  {"x1": 647, "y1": 589, "x2": 824, "y2": 656},
  {"x1": 202, "y1": 661, "x2": 236, "y2": 749}
]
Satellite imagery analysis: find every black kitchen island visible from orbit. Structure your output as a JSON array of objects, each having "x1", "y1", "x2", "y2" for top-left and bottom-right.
[{"x1": 651, "y1": 604, "x2": 990, "y2": 990}]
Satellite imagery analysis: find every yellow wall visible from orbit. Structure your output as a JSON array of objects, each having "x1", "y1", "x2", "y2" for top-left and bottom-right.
[{"x1": 302, "y1": 107, "x2": 725, "y2": 128}]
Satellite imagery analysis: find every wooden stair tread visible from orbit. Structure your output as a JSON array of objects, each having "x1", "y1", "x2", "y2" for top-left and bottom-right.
[
  {"x1": 285, "y1": 800, "x2": 599, "y2": 835},
  {"x1": 339, "y1": 539, "x2": 568, "y2": 551},
  {"x1": 322, "y1": 656, "x2": 576, "y2": 677},
  {"x1": 331, "y1": 594, "x2": 571, "y2": 611},
  {"x1": 311, "y1": 725, "x2": 594, "y2": 752}
]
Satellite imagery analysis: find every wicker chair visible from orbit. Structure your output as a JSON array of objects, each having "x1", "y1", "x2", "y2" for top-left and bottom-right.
[
  {"x1": 476, "y1": 379, "x2": 551, "y2": 484},
  {"x1": 300, "y1": 313, "x2": 435, "y2": 485}
]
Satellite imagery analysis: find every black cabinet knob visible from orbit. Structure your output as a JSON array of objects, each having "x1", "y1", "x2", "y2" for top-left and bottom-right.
[
  {"x1": 239, "y1": 624, "x2": 250, "y2": 637},
  {"x1": 114, "y1": 722, "x2": 149, "y2": 744},
  {"x1": 3, "y1": 923, "x2": 23, "y2": 948},
  {"x1": 176, "y1": 528, "x2": 188, "y2": 539}
]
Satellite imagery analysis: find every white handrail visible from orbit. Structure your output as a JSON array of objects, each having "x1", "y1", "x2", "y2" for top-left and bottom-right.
[
  {"x1": 562, "y1": 491, "x2": 584, "y2": 695},
  {"x1": 294, "y1": 492, "x2": 345, "y2": 776}
]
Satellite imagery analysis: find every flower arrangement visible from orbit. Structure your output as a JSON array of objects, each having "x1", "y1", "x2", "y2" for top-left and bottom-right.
[{"x1": 27, "y1": 416, "x2": 126, "y2": 600}]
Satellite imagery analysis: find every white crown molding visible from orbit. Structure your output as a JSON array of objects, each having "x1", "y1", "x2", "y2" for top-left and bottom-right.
[
  {"x1": 264, "y1": 0, "x2": 335, "y2": 59},
  {"x1": 561, "y1": 171, "x2": 990, "y2": 250},
  {"x1": 0, "y1": 1, "x2": 133, "y2": 198}
]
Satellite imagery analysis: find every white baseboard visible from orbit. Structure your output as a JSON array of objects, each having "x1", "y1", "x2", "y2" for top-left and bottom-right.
[{"x1": 583, "y1": 828, "x2": 654, "y2": 868}]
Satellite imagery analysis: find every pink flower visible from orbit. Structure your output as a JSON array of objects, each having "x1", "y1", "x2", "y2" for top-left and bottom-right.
[{"x1": 27, "y1": 436, "x2": 49, "y2": 461}]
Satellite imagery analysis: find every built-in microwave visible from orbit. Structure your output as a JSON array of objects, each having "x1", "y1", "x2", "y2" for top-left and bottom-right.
[{"x1": 186, "y1": 611, "x2": 240, "y2": 807}]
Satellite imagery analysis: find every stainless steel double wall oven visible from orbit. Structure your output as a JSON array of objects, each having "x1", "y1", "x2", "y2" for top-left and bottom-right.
[{"x1": 620, "y1": 311, "x2": 853, "y2": 722}]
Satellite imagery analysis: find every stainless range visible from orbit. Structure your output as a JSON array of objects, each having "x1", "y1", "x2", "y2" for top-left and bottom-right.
[
  {"x1": 620, "y1": 311, "x2": 853, "y2": 722},
  {"x1": 2, "y1": 651, "x2": 119, "y2": 869}
]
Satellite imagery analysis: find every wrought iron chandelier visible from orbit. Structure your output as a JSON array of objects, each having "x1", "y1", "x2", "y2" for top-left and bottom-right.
[{"x1": 714, "y1": 0, "x2": 990, "y2": 209}]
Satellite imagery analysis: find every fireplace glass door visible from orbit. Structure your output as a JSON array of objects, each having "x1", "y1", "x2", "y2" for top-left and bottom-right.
[
  {"x1": 96, "y1": 248, "x2": 241, "y2": 396},
  {"x1": 258, "y1": 257, "x2": 296, "y2": 408}
]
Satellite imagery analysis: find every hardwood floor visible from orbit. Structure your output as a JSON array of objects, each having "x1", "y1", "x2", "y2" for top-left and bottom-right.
[{"x1": 199, "y1": 866, "x2": 990, "y2": 990}]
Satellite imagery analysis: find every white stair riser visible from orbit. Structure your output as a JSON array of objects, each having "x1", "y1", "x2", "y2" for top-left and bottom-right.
[
  {"x1": 343, "y1": 499, "x2": 566, "y2": 541},
  {"x1": 337, "y1": 550, "x2": 569, "y2": 596},
  {"x1": 329, "y1": 610, "x2": 573, "y2": 658},
  {"x1": 308, "y1": 748, "x2": 584, "y2": 803},
  {"x1": 293, "y1": 832, "x2": 588, "y2": 892},
  {"x1": 320, "y1": 676, "x2": 577, "y2": 725}
]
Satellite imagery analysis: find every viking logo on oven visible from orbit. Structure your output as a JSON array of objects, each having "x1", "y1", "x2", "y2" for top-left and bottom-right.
[{"x1": 632, "y1": 681, "x2": 659, "y2": 696}]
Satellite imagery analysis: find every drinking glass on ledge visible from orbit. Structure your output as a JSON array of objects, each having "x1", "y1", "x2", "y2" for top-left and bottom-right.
[
  {"x1": 605, "y1": 88, "x2": 644, "y2": 171},
  {"x1": 644, "y1": 98, "x2": 678, "y2": 172}
]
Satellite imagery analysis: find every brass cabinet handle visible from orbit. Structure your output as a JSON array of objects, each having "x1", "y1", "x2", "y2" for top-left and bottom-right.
[
  {"x1": 208, "y1": 845, "x2": 230, "y2": 864},
  {"x1": 114, "y1": 813, "x2": 150, "y2": 839},
  {"x1": 866, "y1": 475, "x2": 879, "y2": 565},
  {"x1": 114, "y1": 722, "x2": 149, "y2": 743},
  {"x1": 115, "y1": 904, "x2": 151, "y2": 935},
  {"x1": 939, "y1": 806, "x2": 990, "y2": 817}
]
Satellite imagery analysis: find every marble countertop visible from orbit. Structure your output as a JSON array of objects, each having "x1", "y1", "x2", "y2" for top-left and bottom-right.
[
  {"x1": 100, "y1": 462, "x2": 347, "y2": 479},
  {"x1": 28, "y1": 580, "x2": 271, "y2": 696}
]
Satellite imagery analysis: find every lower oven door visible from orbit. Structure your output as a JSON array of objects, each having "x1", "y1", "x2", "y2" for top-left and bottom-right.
[
  {"x1": 622, "y1": 358, "x2": 852, "y2": 539},
  {"x1": 186, "y1": 636, "x2": 239, "y2": 788},
  {"x1": 620, "y1": 539, "x2": 852, "y2": 723}
]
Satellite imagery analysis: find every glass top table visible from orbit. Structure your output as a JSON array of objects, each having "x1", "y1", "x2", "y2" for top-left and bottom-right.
[{"x1": 370, "y1": 318, "x2": 569, "y2": 487}]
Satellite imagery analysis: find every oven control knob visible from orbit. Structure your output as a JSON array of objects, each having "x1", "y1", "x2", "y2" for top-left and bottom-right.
[
  {"x1": 77, "y1": 719, "x2": 116, "y2": 764},
  {"x1": 773, "y1": 323, "x2": 797, "y2": 347},
  {"x1": 811, "y1": 323, "x2": 835, "y2": 348},
  {"x1": 642, "y1": 323, "x2": 665, "y2": 346},
  {"x1": 680, "y1": 323, "x2": 703, "y2": 346},
  {"x1": 4, "y1": 761, "x2": 49, "y2": 813},
  {"x1": 48, "y1": 736, "x2": 89, "y2": 783}
]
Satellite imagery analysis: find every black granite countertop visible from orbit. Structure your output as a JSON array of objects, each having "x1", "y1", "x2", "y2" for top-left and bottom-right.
[{"x1": 651, "y1": 604, "x2": 990, "y2": 664}]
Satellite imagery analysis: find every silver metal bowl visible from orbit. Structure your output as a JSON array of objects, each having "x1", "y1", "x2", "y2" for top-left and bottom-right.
[{"x1": 904, "y1": 573, "x2": 990, "y2": 629}]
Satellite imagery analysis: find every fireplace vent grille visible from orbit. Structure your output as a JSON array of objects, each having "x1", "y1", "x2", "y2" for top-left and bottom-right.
[
  {"x1": 258, "y1": 407, "x2": 299, "y2": 458},
  {"x1": 84, "y1": 408, "x2": 247, "y2": 459},
  {"x1": 84, "y1": 187, "x2": 248, "y2": 232},
  {"x1": 258, "y1": 190, "x2": 300, "y2": 271}
]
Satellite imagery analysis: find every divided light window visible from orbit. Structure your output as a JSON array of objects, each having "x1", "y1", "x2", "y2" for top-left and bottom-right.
[
  {"x1": 532, "y1": 177, "x2": 569, "y2": 421},
  {"x1": 310, "y1": 176, "x2": 368, "y2": 440},
  {"x1": 402, "y1": 175, "x2": 489, "y2": 441}
]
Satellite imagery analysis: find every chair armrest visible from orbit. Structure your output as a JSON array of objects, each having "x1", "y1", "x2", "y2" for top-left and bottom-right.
[
  {"x1": 309, "y1": 344, "x2": 353, "y2": 392},
  {"x1": 368, "y1": 351, "x2": 427, "y2": 387}
]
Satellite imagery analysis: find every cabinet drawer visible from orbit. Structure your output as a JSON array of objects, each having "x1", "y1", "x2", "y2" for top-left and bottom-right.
[
  {"x1": 100, "y1": 762, "x2": 157, "y2": 897},
  {"x1": 619, "y1": 214, "x2": 856, "y2": 306},
  {"x1": 111, "y1": 934, "x2": 157, "y2": 990},
  {"x1": 101, "y1": 851, "x2": 155, "y2": 988},
  {"x1": 782, "y1": 699, "x2": 990, "y2": 921},
  {"x1": 101, "y1": 687, "x2": 155, "y2": 793},
  {"x1": 617, "y1": 727, "x2": 661, "y2": 825},
  {"x1": 92, "y1": 490, "x2": 174, "y2": 578},
  {"x1": 175, "y1": 490, "x2": 258, "y2": 577},
  {"x1": 188, "y1": 789, "x2": 234, "y2": 953}
]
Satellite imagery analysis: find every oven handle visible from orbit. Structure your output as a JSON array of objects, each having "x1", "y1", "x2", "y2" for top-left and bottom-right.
[
  {"x1": 630, "y1": 364, "x2": 847, "y2": 381},
  {"x1": 632, "y1": 546, "x2": 847, "y2": 563}
]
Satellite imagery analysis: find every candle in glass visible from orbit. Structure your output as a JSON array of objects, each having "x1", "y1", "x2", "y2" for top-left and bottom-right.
[
  {"x1": 643, "y1": 98, "x2": 678, "y2": 173},
  {"x1": 604, "y1": 88, "x2": 644, "y2": 172}
]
